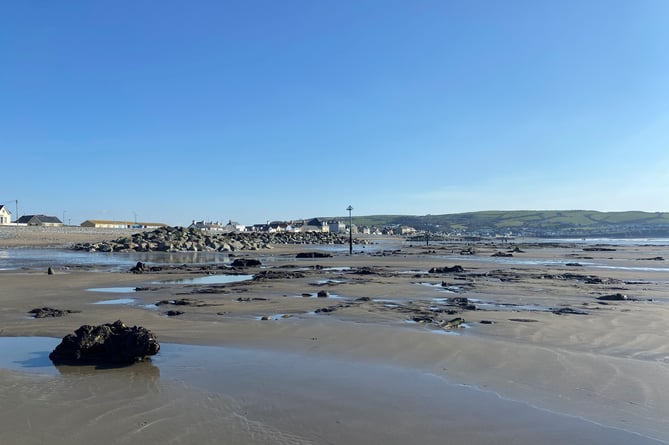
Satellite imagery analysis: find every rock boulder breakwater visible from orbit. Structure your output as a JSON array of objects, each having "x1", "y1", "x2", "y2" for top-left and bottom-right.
[{"x1": 72, "y1": 226, "x2": 366, "y2": 253}]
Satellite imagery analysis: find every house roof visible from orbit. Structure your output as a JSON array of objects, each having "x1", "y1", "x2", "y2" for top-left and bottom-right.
[
  {"x1": 0, "y1": 205, "x2": 10, "y2": 214},
  {"x1": 16, "y1": 215, "x2": 62, "y2": 224}
]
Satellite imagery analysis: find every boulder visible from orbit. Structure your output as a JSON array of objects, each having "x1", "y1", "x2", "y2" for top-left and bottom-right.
[
  {"x1": 48, "y1": 320, "x2": 160, "y2": 366},
  {"x1": 428, "y1": 265, "x2": 465, "y2": 274},
  {"x1": 231, "y1": 258, "x2": 262, "y2": 267},
  {"x1": 130, "y1": 261, "x2": 148, "y2": 274}
]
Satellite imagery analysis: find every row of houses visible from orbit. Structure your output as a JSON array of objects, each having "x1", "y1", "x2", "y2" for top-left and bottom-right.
[
  {"x1": 187, "y1": 218, "x2": 418, "y2": 236},
  {"x1": 0, "y1": 207, "x2": 418, "y2": 235},
  {"x1": 187, "y1": 218, "x2": 349, "y2": 234},
  {"x1": 0, "y1": 207, "x2": 167, "y2": 229},
  {"x1": 0, "y1": 207, "x2": 66, "y2": 227}
]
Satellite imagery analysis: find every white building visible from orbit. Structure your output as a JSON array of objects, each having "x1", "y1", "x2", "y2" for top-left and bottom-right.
[
  {"x1": 328, "y1": 220, "x2": 346, "y2": 233},
  {"x1": 0, "y1": 205, "x2": 11, "y2": 225}
]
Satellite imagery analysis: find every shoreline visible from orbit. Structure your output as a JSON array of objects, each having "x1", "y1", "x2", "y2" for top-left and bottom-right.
[{"x1": 2, "y1": 228, "x2": 669, "y2": 443}]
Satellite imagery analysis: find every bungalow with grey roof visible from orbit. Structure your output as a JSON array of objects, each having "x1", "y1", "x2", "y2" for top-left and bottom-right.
[{"x1": 16, "y1": 214, "x2": 63, "y2": 227}]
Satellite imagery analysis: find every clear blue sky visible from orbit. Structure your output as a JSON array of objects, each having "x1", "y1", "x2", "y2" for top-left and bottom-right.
[{"x1": 2, "y1": 1, "x2": 668, "y2": 226}]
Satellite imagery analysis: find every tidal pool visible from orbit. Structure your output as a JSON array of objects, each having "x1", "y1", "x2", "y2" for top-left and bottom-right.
[
  {"x1": 92, "y1": 298, "x2": 137, "y2": 305},
  {"x1": 155, "y1": 274, "x2": 253, "y2": 285},
  {"x1": 88, "y1": 287, "x2": 138, "y2": 293}
]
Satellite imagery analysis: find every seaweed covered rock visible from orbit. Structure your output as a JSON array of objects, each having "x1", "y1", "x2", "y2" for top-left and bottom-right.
[
  {"x1": 29, "y1": 307, "x2": 80, "y2": 318},
  {"x1": 49, "y1": 320, "x2": 160, "y2": 366},
  {"x1": 428, "y1": 265, "x2": 465, "y2": 274},
  {"x1": 231, "y1": 258, "x2": 262, "y2": 267}
]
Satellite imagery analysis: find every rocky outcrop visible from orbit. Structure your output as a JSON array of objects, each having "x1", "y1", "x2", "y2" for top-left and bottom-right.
[
  {"x1": 296, "y1": 252, "x2": 333, "y2": 258},
  {"x1": 48, "y1": 320, "x2": 160, "y2": 366},
  {"x1": 231, "y1": 258, "x2": 262, "y2": 267},
  {"x1": 72, "y1": 226, "x2": 369, "y2": 253},
  {"x1": 597, "y1": 293, "x2": 637, "y2": 301},
  {"x1": 253, "y1": 270, "x2": 306, "y2": 280},
  {"x1": 29, "y1": 307, "x2": 81, "y2": 318},
  {"x1": 428, "y1": 265, "x2": 465, "y2": 274}
]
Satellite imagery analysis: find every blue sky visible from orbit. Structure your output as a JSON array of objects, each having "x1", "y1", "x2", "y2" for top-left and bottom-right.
[{"x1": 2, "y1": 1, "x2": 668, "y2": 226}]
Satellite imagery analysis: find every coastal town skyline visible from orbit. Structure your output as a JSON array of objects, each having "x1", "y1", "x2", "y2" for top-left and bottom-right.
[{"x1": 3, "y1": 2, "x2": 668, "y2": 226}]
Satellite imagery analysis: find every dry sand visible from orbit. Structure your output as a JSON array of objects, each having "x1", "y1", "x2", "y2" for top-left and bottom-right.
[{"x1": 1, "y1": 227, "x2": 669, "y2": 444}]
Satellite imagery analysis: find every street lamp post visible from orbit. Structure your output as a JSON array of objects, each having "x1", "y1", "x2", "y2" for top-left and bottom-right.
[{"x1": 346, "y1": 205, "x2": 353, "y2": 255}]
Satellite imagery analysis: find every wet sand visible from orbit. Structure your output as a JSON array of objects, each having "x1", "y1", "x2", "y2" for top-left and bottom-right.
[{"x1": 1, "y1": 229, "x2": 669, "y2": 444}]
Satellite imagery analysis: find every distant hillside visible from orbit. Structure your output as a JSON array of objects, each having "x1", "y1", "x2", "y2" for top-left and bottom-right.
[{"x1": 329, "y1": 210, "x2": 669, "y2": 237}]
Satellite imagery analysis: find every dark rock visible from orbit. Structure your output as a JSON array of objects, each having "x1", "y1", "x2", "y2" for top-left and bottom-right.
[
  {"x1": 130, "y1": 261, "x2": 147, "y2": 274},
  {"x1": 253, "y1": 270, "x2": 306, "y2": 280},
  {"x1": 48, "y1": 320, "x2": 160, "y2": 366},
  {"x1": 317, "y1": 290, "x2": 329, "y2": 298},
  {"x1": 47, "y1": 267, "x2": 55, "y2": 275},
  {"x1": 597, "y1": 293, "x2": 637, "y2": 301},
  {"x1": 565, "y1": 263, "x2": 583, "y2": 267},
  {"x1": 412, "y1": 316, "x2": 434, "y2": 323},
  {"x1": 166, "y1": 310, "x2": 184, "y2": 316},
  {"x1": 156, "y1": 298, "x2": 201, "y2": 306},
  {"x1": 352, "y1": 267, "x2": 378, "y2": 275},
  {"x1": 428, "y1": 265, "x2": 465, "y2": 274},
  {"x1": 29, "y1": 307, "x2": 80, "y2": 318},
  {"x1": 491, "y1": 251, "x2": 513, "y2": 257},
  {"x1": 440, "y1": 317, "x2": 465, "y2": 329},
  {"x1": 552, "y1": 307, "x2": 589, "y2": 315},
  {"x1": 296, "y1": 252, "x2": 333, "y2": 258},
  {"x1": 448, "y1": 297, "x2": 469, "y2": 306},
  {"x1": 356, "y1": 296, "x2": 372, "y2": 302},
  {"x1": 231, "y1": 258, "x2": 262, "y2": 267},
  {"x1": 480, "y1": 320, "x2": 495, "y2": 324}
]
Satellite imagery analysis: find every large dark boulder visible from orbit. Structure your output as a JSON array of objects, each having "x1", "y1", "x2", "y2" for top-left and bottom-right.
[{"x1": 49, "y1": 320, "x2": 160, "y2": 366}]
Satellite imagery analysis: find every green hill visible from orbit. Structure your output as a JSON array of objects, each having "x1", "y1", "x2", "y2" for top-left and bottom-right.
[{"x1": 327, "y1": 210, "x2": 669, "y2": 237}]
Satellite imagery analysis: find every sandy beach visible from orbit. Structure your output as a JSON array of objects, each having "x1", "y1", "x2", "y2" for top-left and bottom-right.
[{"x1": 1, "y1": 227, "x2": 669, "y2": 444}]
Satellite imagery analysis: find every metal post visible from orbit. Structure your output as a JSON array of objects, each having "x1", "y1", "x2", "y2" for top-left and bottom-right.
[{"x1": 346, "y1": 205, "x2": 353, "y2": 255}]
